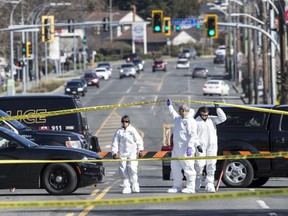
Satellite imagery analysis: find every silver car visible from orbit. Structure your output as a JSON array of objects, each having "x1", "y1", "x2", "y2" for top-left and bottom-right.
[{"x1": 118, "y1": 63, "x2": 137, "y2": 79}]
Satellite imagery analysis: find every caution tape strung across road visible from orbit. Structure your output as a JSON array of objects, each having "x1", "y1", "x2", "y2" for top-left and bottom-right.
[
  {"x1": 0, "y1": 188, "x2": 287, "y2": 209},
  {"x1": 0, "y1": 151, "x2": 287, "y2": 164},
  {"x1": 0, "y1": 99, "x2": 288, "y2": 122}
]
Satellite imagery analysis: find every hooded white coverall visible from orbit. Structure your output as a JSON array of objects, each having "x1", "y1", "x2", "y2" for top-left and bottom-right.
[
  {"x1": 111, "y1": 125, "x2": 144, "y2": 188},
  {"x1": 168, "y1": 105, "x2": 198, "y2": 191},
  {"x1": 195, "y1": 108, "x2": 227, "y2": 190}
]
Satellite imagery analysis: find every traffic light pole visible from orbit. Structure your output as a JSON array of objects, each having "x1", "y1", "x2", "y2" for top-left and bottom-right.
[{"x1": 218, "y1": 22, "x2": 280, "y2": 54}]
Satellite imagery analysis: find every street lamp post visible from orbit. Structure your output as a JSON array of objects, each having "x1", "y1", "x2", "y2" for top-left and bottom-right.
[
  {"x1": 29, "y1": 2, "x2": 72, "y2": 84},
  {"x1": 8, "y1": 0, "x2": 21, "y2": 95}
]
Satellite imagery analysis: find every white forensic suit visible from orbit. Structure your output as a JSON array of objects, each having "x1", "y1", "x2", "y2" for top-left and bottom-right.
[
  {"x1": 111, "y1": 124, "x2": 144, "y2": 192},
  {"x1": 168, "y1": 105, "x2": 198, "y2": 193},
  {"x1": 195, "y1": 107, "x2": 226, "y2": 193}
]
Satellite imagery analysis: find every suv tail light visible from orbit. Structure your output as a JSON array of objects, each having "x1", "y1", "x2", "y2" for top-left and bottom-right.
[{"x1": 161, "y1": 145, "x2": 173, "y2": 151}]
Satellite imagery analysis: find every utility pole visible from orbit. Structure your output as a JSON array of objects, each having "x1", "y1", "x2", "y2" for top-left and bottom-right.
[
  {"x1": 253, "y1": 24, "x2": 259, "y2": 104},
  {"x1": 109, "y1": 0, "x2": 113, "y2": 42},
  {"x1": 279, "y1": 0, "x2": 288, "y2": 104},
  {"x1": 247, "y1": 14, "x2": 253, "y2": 104},
  {"x1": 262, "y1": 1, "x2": 269, "y2": 104}
]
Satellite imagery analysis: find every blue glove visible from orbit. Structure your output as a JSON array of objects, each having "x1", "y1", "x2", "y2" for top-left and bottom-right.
[
  {"x1": 167, "y1": 99, "x2": 172, "y2": 106},
  {"x1": 186, "y1": 147, "x2": 192, "y2": 156}
]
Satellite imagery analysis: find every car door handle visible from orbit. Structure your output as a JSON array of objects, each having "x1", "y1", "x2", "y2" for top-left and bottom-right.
[{"x1": 274, "y1": 137, "x2": 285, "y2": 144}]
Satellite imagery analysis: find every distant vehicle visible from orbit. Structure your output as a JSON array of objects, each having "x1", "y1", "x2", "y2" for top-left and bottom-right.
[
  {"x1": 132, "y1": 58, "x2": 145, "y2": 72},
  {"x1": 125, "y1": 53, "x2": 139, "y2": 62},
  {"x1": 94, "y1": 67, "x2": 111, "y2": 80},
  {"x1": 96, "y1": 62, "x2": 113, "y2": 74},
  {"x1": 179, "y1": 48, "x2": 197, "y2": 59},
  {"x1": 118, "y1": 63, "x2": 137, "y2": 79},
  {"x1": 64, "y1": 80, "x2": 86, "y2": 97},
  {"x1": 84, "y1": 72, "x2": 100, "y2": 87},
  {"x1": 192, "y1": 67, "x2": 208, "y2": 79},
  {"x1": 176, "y1": 58, "x2": 190, "y2": 69},
  {"x1": 72, "y1": 78, "x2": 88, "y2": 93},
  {"x1": 202, "y1": 79, "x2": 230, "y2": 96},
  {"x1": 0, "y1": 127, "x2": 104, "y2": 195},
  {"x1": 215, "y1": 45, "x2": 226, "y2": 56},
  {"x1": 152, "y1": 60, "x2": 167, "y2": 72},
  {"x1": 213, "y1": 54, "x2": 225, "y2": 64}
]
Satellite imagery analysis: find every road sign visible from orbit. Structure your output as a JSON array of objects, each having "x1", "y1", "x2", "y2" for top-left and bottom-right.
[
  {"x1": 171, "y1": 18, "x2": 198, "y2": 26},
  {"x1": 132, "y1": 23, "x2": 145, "y2": 42}
]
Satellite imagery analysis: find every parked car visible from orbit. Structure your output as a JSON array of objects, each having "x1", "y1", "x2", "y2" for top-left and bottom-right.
[
  {"x1": 202, "y1": 79, "x2": 230, "y2": 96},
  {"x1": 64, "y1": 80, "x2": 86, "y2": 97},
  {"x1": 94, "y1": 67, "x2": 111, "y2": 80},
  {"x1": 0, "y1": 127, "x2": 104, "y2": 195},
  {"x1": 176, "y1": 58, "x2": 190, "y2": 69},
  {"x1": 152, "y1": 60, "x2": 167, "y2": 72},
  {"x1": 132, "y1": 58, "x2": 145, "y2": 72},
  {"x1": 213, "y1": 54, "x2": 225, "y2": 64},
  {"x1": 84, "y1": 72, "x2": 100, "y2": 87},
  {"x1": 192, "y1": 67, "x2": 208, "y2": 79},
  {"x1": 118, "y1": 63, "x2": 137, "y2": 79},
  {"x1": 215, "y1": 45, "x2": 226, "y2": 56},
  {"x1": 0, "y1": 95, "x2": 101, "y2": 153},
  {"x1": 0, "y1": 109, "x2": 87, "y2": 149}
]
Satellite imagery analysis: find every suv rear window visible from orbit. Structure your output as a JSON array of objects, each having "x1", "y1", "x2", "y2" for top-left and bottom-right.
[{"x1": 220, "y1": 111, "x2": 266, "y2": 128}]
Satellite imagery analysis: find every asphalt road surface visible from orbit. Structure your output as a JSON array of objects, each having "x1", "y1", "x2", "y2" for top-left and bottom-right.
[{"x1": 0, "y1": 57, "x2": 287, "y2": 216}]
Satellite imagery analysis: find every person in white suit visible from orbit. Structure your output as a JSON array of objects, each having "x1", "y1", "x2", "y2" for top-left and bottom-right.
[
  {"x1": 194, "y1": 104, "x2": 227, "y2": 193},
  {"x1": 166, "y1": 99, "x2": 199, "y2": 194},
  {"x1": 111, "y1": 115, "x2": 144, "y2": 194}
]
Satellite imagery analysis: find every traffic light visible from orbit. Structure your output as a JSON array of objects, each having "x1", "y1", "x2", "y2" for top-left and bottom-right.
[
  {"x1": 41, "y1": 16, "x2": 55, "y2": 42},
  {"x1": 152, "y1": 10, "x2": 163, "y2": 33},
  {"x1": 68, "y1": 19, "x2": 74, "y2": 33},
  {"x1": 26, "y1": 41, "x2": 32, "y2": 57},
  {"x1": 82, "y1": 36, "x2": 87, "y2": 44},
  {"x1": 21, "y1": 43, "x2": 26, "y2": 56},
  {"x1": 175, "y1": 25, "x2": 181, "y2": 32},
  {"x1": 206, "y1": 14, "x2": 218, "y2": 38},
  {"x1": 164, "y1": 17, "x2": 171, "y2": 36},
  {"x1": 196, "y1": 24, "x2": 201, "y2": 29}
]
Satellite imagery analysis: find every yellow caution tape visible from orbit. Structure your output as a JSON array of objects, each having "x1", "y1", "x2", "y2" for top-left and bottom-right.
[
  {"x1": 0, "y1": 151, "x2": 288, "y2": 164},
  {"x1": 0, "y1": 99, "x2": 167, "y2": 121},
  {"x1": 0, "y1": 188, "x2": 287, "y2": 209},
  {"x1": 173, "y1": 99, "x2": 288, "y2": 115},
  {"x1": 0, "y1": 99, "x2": 288, "y2": 122}
]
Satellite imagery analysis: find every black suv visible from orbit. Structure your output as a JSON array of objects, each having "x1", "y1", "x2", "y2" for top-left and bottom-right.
[
  {"x1": 0, "y1": 95, "x2": 101, "y2": 152},
  {"x1": 65, "y1": 80, "x2": 86, "y2": 97},
  {"x1": 0, "y1": 110, "x2": 87, "y2": 149}
]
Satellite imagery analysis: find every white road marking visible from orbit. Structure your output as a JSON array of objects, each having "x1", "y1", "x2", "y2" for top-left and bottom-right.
[{"x1": 256, "y1": 200, "x2": 270, "y2": 209}]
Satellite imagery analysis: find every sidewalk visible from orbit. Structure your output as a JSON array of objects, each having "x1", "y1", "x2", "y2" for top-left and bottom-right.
[{"x1": 2, "y1": 69, "x2": 81, "y2": 96}]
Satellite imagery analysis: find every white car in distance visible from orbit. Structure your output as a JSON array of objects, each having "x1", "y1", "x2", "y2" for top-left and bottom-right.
[
  {"x1": 176, "y1": 58, "x2": 190, "y2": 69},
  {"x1": 94, "y1": 67, "x2": 111, "y2": 80},
  {"x1": 202, "y1": 80, "x2": 230, "y2": 96},
  {"x1": 215, "y1": 45, "x2": 226, "y2": 56}
]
